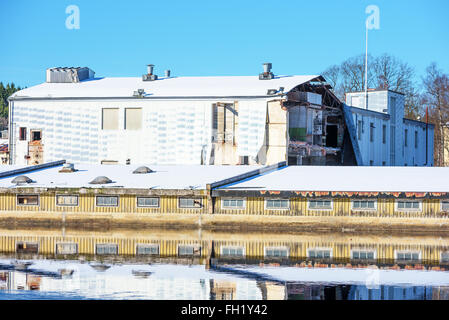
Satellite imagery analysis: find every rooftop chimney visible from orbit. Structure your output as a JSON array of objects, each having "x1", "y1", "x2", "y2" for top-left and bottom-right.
[
  {"x1": 165, "y1": 70, "x2": 171, "y2": 78},
  {"x1": 143, "y1": 64, "x2": 158, "y2": 81},
  {"x1": 259, "y1": 62, "x2": 274, "y2": 80}
]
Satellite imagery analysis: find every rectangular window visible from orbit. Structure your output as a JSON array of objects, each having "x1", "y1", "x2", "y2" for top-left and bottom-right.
[
  {"x1": 221, "y1": 246, "x2": 245, "y2": 257},
  {"x1": 308, "y1": 199, "x2": 333, "y2": 210},
  {"x1": 404, "y1": 129, "x2": 408, "y2": 147},
  {"x1": 102, "y1": 108, "x2": 119, "y2": 130},
  {"x1": 382, "y1": 124, "x2": 386, "y2": 144},
  {"x1": 221, "y1": 198, "x2": 245, "y2": 209},
  {"x1": 178, "y1": 198, "x2": 202, "y2": 208},
  {"x1": 17, "y1": 195, "x2": 39, "y2": 206},
  {"x1": 307, "y1": 248, "x2": 332, "y2": 259},
  {"x1": 56, "y1": 243, "x2": 78, "y2": 255},
  {"x1": 265, "y1": 247, "x2": 289, "y2": 258},
  {"x1": 137, "y1": 197, "x2": 159, "y2": 208},
  {"x1": 125, "y1": 108, "x2": 142, "y2": 130},
  {"x1": 56, "y1": 195, "x2": 79, "y2": 206},
  {"x1": 16, "y1": 242, "x2": 39, "y2": 254},
  {"x1": 369, "y1": 123, "x2": 374, "y2": 142},
  {"x1": 415, "y1": 131, "x2": 418, "y2": 148},
  {"x1": 352, "y1": 200, "x2": 376, "y2": 210},
  {"x1": 351, "y1": 249, "x2": 376, "y2": 260},
  {"x1": 96, "y1": 196, "x2": 119, "y2": 207},
  {"x1": 96, "y1": 243, "x2": 118, "y2": 255},
  {"x1": 266, "y1": 199, "x2": 289, "y2": 210},
  {"x1": 19, "y1": 127, "x2": 27, "y2": 140},
  {"x1": 178, "y1": 245, "x2": 201, "y2": 256},
  {"x1": 441, "y1": 252, "x2": 449, "y2": 263},
  {"x1": 395, "y1": 250, "x2": 421, "y2": 261},
  {"x1": 396, "y1": 200, "x2": 421, "y2": 211},
  {"x1": 442, "y1": 201, "x2": 449, "y2": 212},
  {"x1": 136, "y1": 244, "x2": 160, "y2": 255}
]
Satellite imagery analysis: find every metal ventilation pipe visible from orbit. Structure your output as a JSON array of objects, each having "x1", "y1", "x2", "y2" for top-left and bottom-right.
[
  {"x1": 263, "y1": 63, "x2": 272, "y2": 73},
  {"x1": 147, "y1": 64, "x2": 154, "y2": 75},
  {"x1": 165, "y1": 70, "x2": 171, "y2": 78}
]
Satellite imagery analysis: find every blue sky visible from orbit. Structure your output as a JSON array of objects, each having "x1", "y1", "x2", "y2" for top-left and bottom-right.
[{"x1": 0, "y1": 0, "x2": 448, "y2": 88}]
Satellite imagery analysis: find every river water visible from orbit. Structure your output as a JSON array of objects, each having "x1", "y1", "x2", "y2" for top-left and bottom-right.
[{"x1": 0, "y1": 227, "x2": 448, "y2": 300}]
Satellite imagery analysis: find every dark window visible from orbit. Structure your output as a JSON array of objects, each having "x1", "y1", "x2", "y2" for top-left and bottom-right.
[
  {"x1": 415, "y1": 131, "x2": 418, "y2": 148},
  {"x1": 369, "y1": 123, "x2": 374, "y2": 142},
  {"x1": 31, "y1": 130, "x2": 41, "y2": 141},
  {"x1": 17, "y1": 195, "x2": 39, "y2": 206},
  {"x1": 19, "y1": 127, "x2": 27, "y2": 141},
  {"x1": 382, "y1": 125, "x2": 386, "y2": 144},
  {"x1": 404, "y1": 129, "x2": 408, "y2": 147},
  {"x1": 16, "y1": 242, "x2": 39, "y2": 254}
]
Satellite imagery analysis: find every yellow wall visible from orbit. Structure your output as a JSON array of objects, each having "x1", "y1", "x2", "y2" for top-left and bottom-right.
[{"x1": 214, "y1": 197, "x2": 449, "y2": 217}]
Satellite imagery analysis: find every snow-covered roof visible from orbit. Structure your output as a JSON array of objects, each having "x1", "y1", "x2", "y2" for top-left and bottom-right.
[
  {"x1": 217, "y1": 165, "x2": 449, "y2": 193},
  {"x1": 0, "y1": 164, "x2": 261, "y2": 190},
  {"x1": 9, "y1": 75, "x2": 321, "y2": 100}
]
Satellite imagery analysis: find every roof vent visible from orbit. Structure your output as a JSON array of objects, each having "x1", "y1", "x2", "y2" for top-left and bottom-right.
[
  {"x1": 143, "y1": 64, "x2": 158, "y2": 81},
  {"x1": 89, "y1": 176, "x2": 113, "y2": 184},
  {"x1": 46, "y1": 67, "x2": 95, "y2": 83},
  {"x1": 259, "y1": 63, "x2": 274, "y2": 80},
  {"x1": 11, "y1": 175, "x2": 33, "y2": 184},
  {"x1": 132, "y1": 166, "x2": 153, "y2": 174},
  {"x1": 59, "y1": 163, "x2": 76, "y2": 173}
]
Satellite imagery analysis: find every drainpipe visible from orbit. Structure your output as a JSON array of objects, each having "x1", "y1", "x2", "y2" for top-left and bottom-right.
[
  {"x1": 425, "y1": 106, "x2": 428, "y2": 166},
  {"x1": 8, "y1": 99, "x2": 13, "y2": 165}
]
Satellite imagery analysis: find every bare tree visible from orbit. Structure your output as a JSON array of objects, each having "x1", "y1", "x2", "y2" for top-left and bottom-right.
[
  {"x1": 422, "y1": 63, "x2": 449, "y2": 166},
  {"x1": 322, "y1": 53, "x2": 420, "y2": 119}
]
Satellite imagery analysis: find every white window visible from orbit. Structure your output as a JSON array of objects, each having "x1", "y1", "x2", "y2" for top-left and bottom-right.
[
  {"x1": 102, "y1": 108, "x2": 119, "y2": 130},
  {"x1": 96, "y1": 196, "x2": 119, "y2": 207},
  {"x1": 17, "y1": 195, "x2": 39, "y2": 206},
  {"x1": 352, "y1": 200, "x2": 377, "y2": 210},
  {"x1": 396, "y1": 200, "x2": 422, "y2": 211},
  {"x1": 307, "y1": 248, "x2": 332, "y2": 259},
  {"x1": 265, "y1": 199, "x2": 290, "y2": 210},
  {"x1": 178, "y1": 244, "x2": 201, "y2": 256},
  {"x1": 137, "y1": 197, "x2": 159, "y2": 208},
  {"x1": 56, "y1": 195, "x2": 79, "y2": 206},
  {"x1": 96, "y1": 243, "x2": 118, "y2": 255},
  {"x1": 221, "y1": 246, "x2": 245, "y2": 257},
  {"x1": 221, "y1": 198, "x2": 245, "y2": 209},
  {"x1": 441, "y1": 251, "x2": 449, "y2": 263},
  {"x1": 441, "y1": 201, "x2": 449, "y2": 212},
  {"x1": 395, "y1": 250, "x2": 421, "y2": 261},
  {"x1": 136, "y1": 244, "x2": 159, "y2": 255},
  {"x1": 351, "y1": 249, "x2": 376, "y2": 260},
  {"x1": 125, "y1": 108, "x2": 142, "y2": 130},
  {"x1": 178, "y1": 198, "x2": 202, "y2": 208},
  {"x1": 56, "y1": 243, "x2": 78, "y2": 255},
  {"x1": 265, "y1": 246, "x2": 289, "y2": 258},
  {"x1": 308, "y1": 199, "x2": 333, "y2": 210}
]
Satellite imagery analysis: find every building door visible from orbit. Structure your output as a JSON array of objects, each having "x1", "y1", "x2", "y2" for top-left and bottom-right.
[{"x1": 326, "y1": 125, "x2": 338, "y2": 148}]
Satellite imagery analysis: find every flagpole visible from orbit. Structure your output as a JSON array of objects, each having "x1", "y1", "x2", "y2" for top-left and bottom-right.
[{"x1": 365, "y1": 24, "x2": 368, "y2": 109}]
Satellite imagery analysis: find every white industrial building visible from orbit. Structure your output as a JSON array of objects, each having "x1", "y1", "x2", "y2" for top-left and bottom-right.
[
  {"x1": 7, "y1": 65, "x2": 433, "y2": 167},
  {"x1": 346, "y1": 90, "x2": 434, "y2": 166}
]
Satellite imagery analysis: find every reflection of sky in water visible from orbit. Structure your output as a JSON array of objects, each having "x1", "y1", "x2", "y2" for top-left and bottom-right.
[{"x1": 0, "y1": 259, "x2": 448, "y2": 300}]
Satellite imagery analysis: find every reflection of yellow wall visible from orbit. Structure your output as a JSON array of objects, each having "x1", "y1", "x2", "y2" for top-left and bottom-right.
[
  {"x1": 265, "y1": 282, "x2": 286, "y2": 300},
  {"x1": 1, "y1": 228, "x2": 449, "y2": 263}
]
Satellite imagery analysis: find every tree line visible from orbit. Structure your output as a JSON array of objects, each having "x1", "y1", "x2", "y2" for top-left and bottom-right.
[
  {"x1": 0, "y1": 82, "x2": 22, "y2": 130},
  {"x1": 322, "y1": 54, "x2": 449, "y2": 166}
]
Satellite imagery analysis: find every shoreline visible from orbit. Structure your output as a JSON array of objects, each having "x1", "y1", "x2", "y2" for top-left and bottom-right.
[{"x1": 1, "y1": 211, "x2": 449, "y2": 235}]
